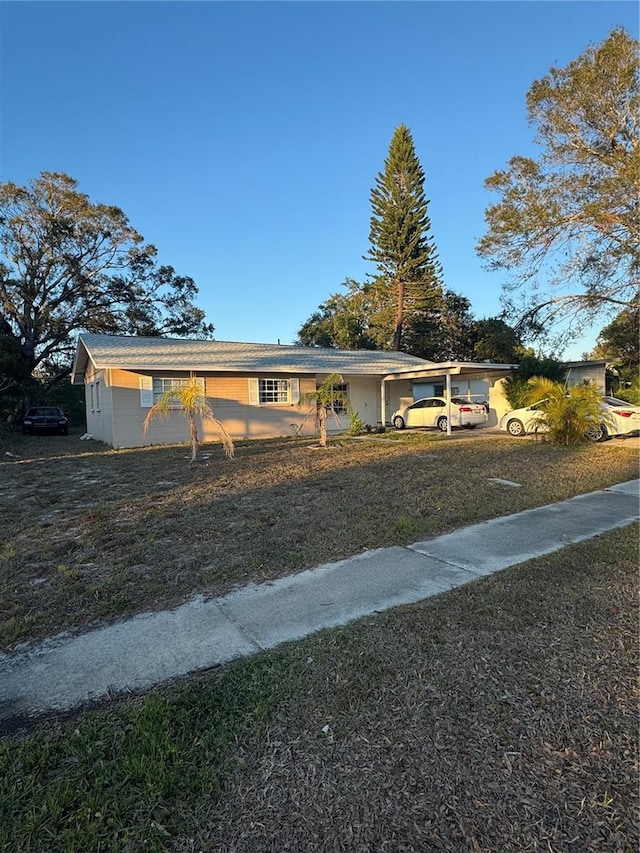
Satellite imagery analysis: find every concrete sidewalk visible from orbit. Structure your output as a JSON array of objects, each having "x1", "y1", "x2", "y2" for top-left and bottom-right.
[{"x1": 1, "y1": 480, "x2": 638, "y2": 724}]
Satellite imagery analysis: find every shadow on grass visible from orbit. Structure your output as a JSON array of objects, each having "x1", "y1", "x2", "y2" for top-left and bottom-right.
[{"x1": 1, "y1": 433, "x2": 638, "y2": 648}]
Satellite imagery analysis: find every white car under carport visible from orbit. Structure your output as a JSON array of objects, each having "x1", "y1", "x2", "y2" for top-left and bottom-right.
[{"x1": 392, "y1": 397, "x2": 488, "y2": 432}]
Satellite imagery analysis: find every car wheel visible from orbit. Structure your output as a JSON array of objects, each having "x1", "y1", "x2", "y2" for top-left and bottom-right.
[
  {"x1": 586, "y1": 423, "x2": 608, "y2": 443},
  {"x1": 60, "y1": 428, "x2": 68, "y2": 436},
  {"x1": 506, "y1": 418, "x2": 525, "y2": 437},
  {"x1": 437, "y1": 416, "x2": 448, "y2": 432},
  {"x1": 466, "y1": 424, "x2": 477, "y2": 430},
  {"x1": 393, "y1": 416, "x2": 405, "y2": 430}
]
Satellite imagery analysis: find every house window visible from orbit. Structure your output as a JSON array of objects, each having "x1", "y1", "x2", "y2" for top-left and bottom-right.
[
  {"x1": 328, "y1": 382, "x2": 348, "y2": 415},
  {"x1": 152, "y1": 377, "x2": 193, "y2": 406},
  {"x1": 90, "y1": 383, "x2": 95, "y2": 412},
  {"x1": 432, "y1": 383, "x2": 458, "y2": 398},
  {"x1": 259, "y1": 378, "x2": 290, "y2": 404},
  {"x1": 248, "y1": 377, "x2": 300, "y2": 406},
  {"x1": 95, "y1": 380, "x2": 100, "y2": 411}
]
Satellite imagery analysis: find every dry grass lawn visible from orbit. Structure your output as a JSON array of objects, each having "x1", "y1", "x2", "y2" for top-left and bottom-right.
[
  {"x1": 1, "y1": 428, "x2": 638, "y2": 649},
  {"x1": 0, "y1": 429, "x2": 638, "y2": 852},
  {"x1": 204, "y1": 529, "x2": 639, "y2": 852},
  {"x1": 1, "y1": 526, "x2": 637, "y2": 852}
]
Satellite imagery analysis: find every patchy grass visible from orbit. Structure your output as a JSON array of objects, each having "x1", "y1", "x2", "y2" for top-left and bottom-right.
[
  {"x1": 1, "y1": 430, "x2": 638, "y2": 648},
  {"x1": 1, "y1": 527, "x2": 637, "y2": 852}
]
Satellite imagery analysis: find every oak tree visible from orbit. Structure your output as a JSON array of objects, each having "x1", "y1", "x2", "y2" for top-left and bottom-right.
[
  {"x1": 471, "y1": 317, "x2": 528, "y2": 364},
  {"x1": 591, "y1": 306, "x2": 640, "y2": 368},
  {"x1": 0, "y1": 172, "x2": 214, "y2": 405},
  {"x1": 296, "y1": 279, "x2": 379, "y2": 350},
  {"x1": 477, "y1": 28, "x2": 640, "y2": 335}
]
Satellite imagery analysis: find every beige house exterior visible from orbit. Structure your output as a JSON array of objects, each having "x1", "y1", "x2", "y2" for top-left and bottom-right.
[{"x1": 71, "y1": 334, "x2": 516, "y2": 449}]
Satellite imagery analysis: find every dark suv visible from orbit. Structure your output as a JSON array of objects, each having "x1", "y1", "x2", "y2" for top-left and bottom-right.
[{"x1": 22, "y1": 407, "x2": 69, "y2": 436}]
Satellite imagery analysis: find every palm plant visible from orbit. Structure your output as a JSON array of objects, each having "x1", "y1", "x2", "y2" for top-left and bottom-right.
[
  {"x1": 523, "y1": 377, "x2": 614, "y2": 445},
  {"x1": 299, "y1": 373, "x2": 349, "y2": 448},
  {"x1": 143, "y1": 376, "x2": 234, "y2": 464}
]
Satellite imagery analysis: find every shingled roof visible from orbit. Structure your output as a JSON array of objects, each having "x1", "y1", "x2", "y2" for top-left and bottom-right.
[{"x1": 72, "y1": 334, "x2": 433, "y2": 382}]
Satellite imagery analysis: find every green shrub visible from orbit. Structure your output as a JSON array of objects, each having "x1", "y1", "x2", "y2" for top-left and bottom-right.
[
  {"x1": 348, "y1": 406, "x2": 366, "y2": 436},
  {"x1": 503, "y1": 355, "x2": 565, "y2": 409},
  {"x1": 612, "y1": 366, "x2": 640, "y2": 405}
]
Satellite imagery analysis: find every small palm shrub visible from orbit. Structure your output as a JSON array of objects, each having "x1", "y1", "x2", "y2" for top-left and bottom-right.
[
  {"x1": 299, "y1": 373, "x2": 348, "y2": 447},
  {"x1": 523, "y1": 378, "x2": 614, "y2": 445},
  {"x1": 348, "y1": 407, "x2": 366, "y2": 436},
  {"x1": 143, "y1": 376, "x2": 234, "y2": 464}
]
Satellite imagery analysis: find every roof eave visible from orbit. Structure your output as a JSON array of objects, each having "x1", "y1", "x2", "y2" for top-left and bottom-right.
[
  {"x1": 71, "y1": 362, "x2": 403, "y2": 375},
  {"x1": 70, "y1": 338, "x2": 90, "y2": 385},
  {"x1": 382, "y1": 362, "x2": 518, "y2": 382}
]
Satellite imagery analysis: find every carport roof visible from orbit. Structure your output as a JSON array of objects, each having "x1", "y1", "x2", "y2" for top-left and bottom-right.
[
  {"x1": 71, "y1": 333, "x2": 435, "y2": 383},
  {"x1": 382, "y1": 361, "x2": 517, "y2": 382}
]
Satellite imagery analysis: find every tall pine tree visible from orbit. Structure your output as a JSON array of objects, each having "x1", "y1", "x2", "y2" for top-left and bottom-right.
[{"x1": 366, "y1": 125, "x2": 444, "y2": 351}]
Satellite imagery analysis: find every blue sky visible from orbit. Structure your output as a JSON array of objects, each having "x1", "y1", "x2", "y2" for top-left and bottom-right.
[{"x1": 1, "y1": 1, "x2": 637, "y2": 358}]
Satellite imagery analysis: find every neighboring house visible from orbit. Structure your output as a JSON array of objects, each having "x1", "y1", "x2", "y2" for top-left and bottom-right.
[
  {"x1": 71, "y1": 334, "x2": 516, "y2": 449},
  {"x1": 561, "y1": 360, "x2": 608, "y2": 393}
]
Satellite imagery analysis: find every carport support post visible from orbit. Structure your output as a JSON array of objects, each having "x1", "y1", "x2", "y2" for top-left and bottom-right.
[
  {"x1": 446, "y1": 373, "x2": 452, "y2": 435},
  {"x1": 380, "y1": 379, "x2": 386, "y2": 427}
]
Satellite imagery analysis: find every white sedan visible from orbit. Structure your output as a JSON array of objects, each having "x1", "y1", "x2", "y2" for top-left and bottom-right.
[
  {"x1": 498, "y1": 400, "x2": 547, "y2": 437},
  {"x1": 599, "y1": 396, "x2": 640, "y2": 439},
  {"x1": 498, "y1": 396, "x2": 640, "y2": 441},
  {"x1": 391, "y1": 397, "x2": 488, "y2": 431}
]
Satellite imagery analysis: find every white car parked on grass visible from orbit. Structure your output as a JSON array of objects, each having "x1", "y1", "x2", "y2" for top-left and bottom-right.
[
  {"x1": 498, "y1": 396, "x2": 640, "y2": 441},
  {"x1": 391, "y1": 397, "x2": 488, "y2": 432}
]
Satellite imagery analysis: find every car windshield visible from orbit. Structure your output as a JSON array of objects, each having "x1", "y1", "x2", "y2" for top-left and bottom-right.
[
  {"x1": 28, "y1": 407, "x2": 62, "y2": 416},
  {"x1": 603, "y1": 397, "x2": 635, "y2": 408}
]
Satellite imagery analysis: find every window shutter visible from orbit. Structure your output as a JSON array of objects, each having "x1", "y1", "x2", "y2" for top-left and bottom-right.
[
  {"x1": 290, "y1": 378, "x2": 300, "y2": 405},
  {"x1": 248, "y1": 378, "x2": 259, "y2": 406},
  {"x1": 139, "y1": 376, "x2": 153, "y2": 408}
]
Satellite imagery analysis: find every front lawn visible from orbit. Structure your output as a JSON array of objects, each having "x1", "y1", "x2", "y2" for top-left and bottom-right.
[{"x1": 1, "y1": 430, "x2": 638, "y2": 648}]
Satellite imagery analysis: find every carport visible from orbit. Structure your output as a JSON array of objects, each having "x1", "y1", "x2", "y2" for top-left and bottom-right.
[{"x1": 381, "y1": 361, "x2": 517, "y2": 435}]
